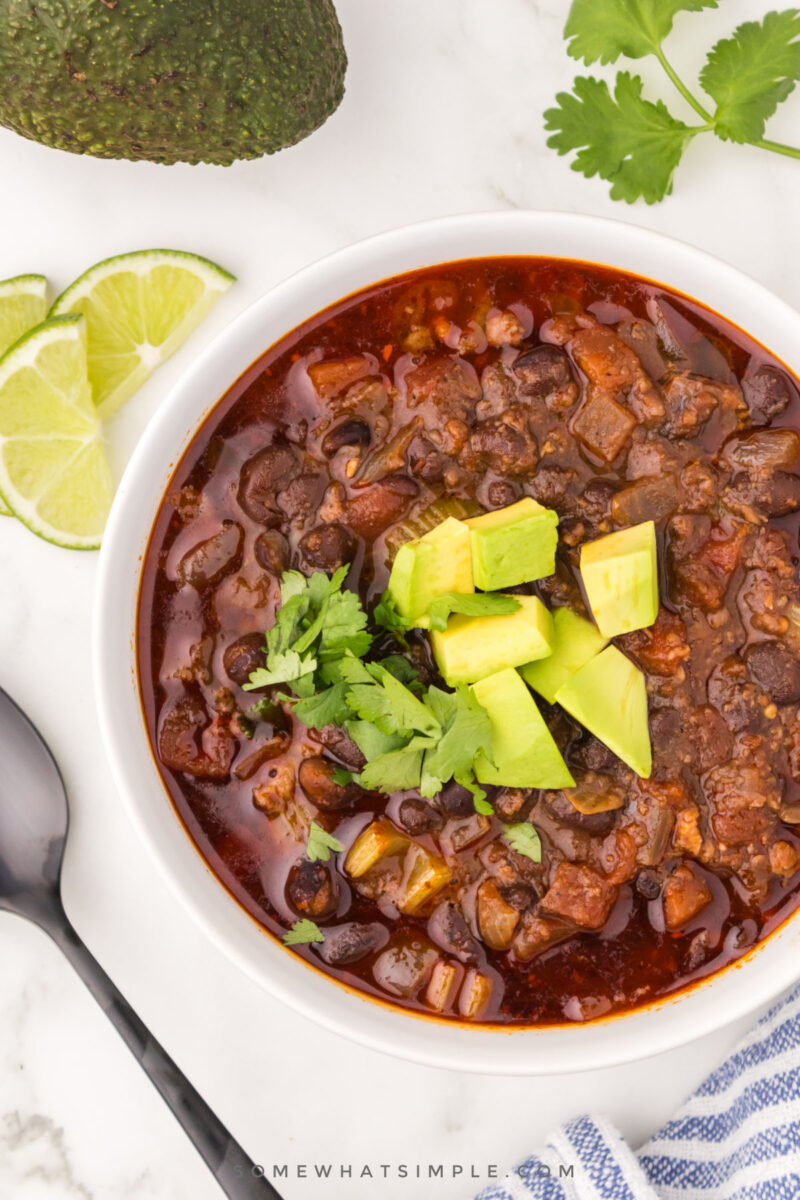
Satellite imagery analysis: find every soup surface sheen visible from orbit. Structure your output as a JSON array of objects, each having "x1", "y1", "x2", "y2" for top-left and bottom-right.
[{"x1": 138, "y1": 257, "x2": 800, "y2": 1026}]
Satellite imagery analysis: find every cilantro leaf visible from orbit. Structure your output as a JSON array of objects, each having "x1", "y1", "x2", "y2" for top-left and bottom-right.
[
  {"x1": 332, "y1": 767, "x2": 354, "y2": 786},
  {"x1": 345, "y1": 719, "x2": 406, "y2": 761},
  {"x1": 346, "y1": 671, "x2": 440, "y2": 739},
  {"x1": 306, "y1": 821, "x2": 344, "y2": 863},
  {"x1": 246, "y1": 649, "x2": 316, "y2": 691},
  {"x1": 245, "y1": 567, "x2": 373, "y2": 694},
  {"x1": 700, "y1": 11, "x2": 800, "y2": 143},
  {"x1": 426, "y1": 592, "x2": 520, "y2": 633},
  {"x1": 503, "y1": 822, "x2": 542, "y2": 864},
  {"x1": 564, "y1": 0, "x2": 718, "y2": 66},
  {"x1": 283, "y1": 919, "x2": 325, "y2": 946},
  {"x1": 545, "y1": 72, "x2": 695, "y2": 204},
  {"x1": 289, "y1": 683, "x2": 352, "y2": 730},
  {"x1": 419, "y1": 687, "x2": 494, "y2": 799},
  {"x1": 358, "y1": 738, "x2": 434, "y2": 792},
  {"x1": 455, "y1": 772, "x2": 493, "y2": 816},
  {"x1": 318, "y1": 586, "x2": 373, "y2": 661},
  {"x1": 372, "y1": 590, "x2": 410, "y2": 641}
]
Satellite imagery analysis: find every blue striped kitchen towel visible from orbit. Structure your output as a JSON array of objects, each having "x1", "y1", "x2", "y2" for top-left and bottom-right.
[{"x1": 477, "y1": 982, "x2": 800, "y2": 1200}]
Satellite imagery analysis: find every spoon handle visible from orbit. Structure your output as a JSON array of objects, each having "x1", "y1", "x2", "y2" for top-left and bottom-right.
[{"x1": 48, "y1": 914, "x2": 281, "y2": 1200}]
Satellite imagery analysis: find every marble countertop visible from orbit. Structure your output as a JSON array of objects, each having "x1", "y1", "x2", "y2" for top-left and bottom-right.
[{"x1": 1, "y1": 1, "x2": 799, "y2": 1196}]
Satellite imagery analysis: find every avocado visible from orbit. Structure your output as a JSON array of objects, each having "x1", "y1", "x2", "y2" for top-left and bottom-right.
[
  {"x1": 555, "y1": 646, "x2": 652, "y2": 777},
  {"x1": 520, "y1": 606, "x2": 609, "y2": 704},
  {"x1": 580, "y1": 521, "x2": 658, "y2": 638},
  {"x1": 0, "y1": 1, "x2": 346, "y2": 165},
  {"x1": 466, "y1": 498, "x2": 558, "y2": 591},
  {"x1": 432, "y1": 595, "x2": 554, "y2": 686},
  {"x1": 473, "y1": 668, "x2": 574, "y2": 789},
  {"x1": 387, "y1": 517, "x2": 472, "y2": 626}
]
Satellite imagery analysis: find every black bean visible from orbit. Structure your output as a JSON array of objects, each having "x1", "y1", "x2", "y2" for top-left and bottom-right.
[
  {"x1": 254, "y1": 529, "x2": 289, "y2": 575},
  {"x1": 222, "y1": 633, "x2": 265, "y2": 687},
  {"x1": 321, "y1": 420, "x2": 371, "y2": 457}
]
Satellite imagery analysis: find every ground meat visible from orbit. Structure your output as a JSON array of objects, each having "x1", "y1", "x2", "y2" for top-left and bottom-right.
[
  {"x1": 707, "y1": 657, "x2": 764, "y2": 731},
  {"x1": 539, "y1": 862, "x2": 618, "y2": 930},
  {"x1": 158, "y1": 696, "x2": 234, "y2": 780},
  {"x1": 486, "y1": 309, "x2": 526, "y2": 347},
  {"x1": 253, "y1": 763, "x2": 296, "y2": 818},
  {"x1": 673, "y1": 806, "x2": 704, "y2": 857},
  {"x1": 494, "y1": 788, "x2": 534, "y2": 822},
  {"x1": 404, "y1": 356, "x2": 482, "y2": 417},
  {"x1": 526, "y1": 465, "x2": 578, "y2": 511},
  {"x1": 620, "y1": 610, "x2": 690, "y2": 677},
  {"x1": 467, "y1": 415, "x2": 538, "y2": 475},
  {"x1": 680, "y1": 460, "x2": 721, "y2": 514},
  {"x1": 669, "y1": 518, "x2": 745, "y2": 612},
  {"x1": 744, "y1": 642, "x2": 800, "y2": 704},
  {"x1": 626, "y1": 437, "x2": 680, "y2": 480},
  {"x1": 660, "y1": 372, "x2": 743, "y2": 438},
  {"x1": 742, "y1": 364, "x2": 795, "y2": 425},
  {"x1": 685, "y1": 705, "x2": 735, "y2": 772},
  {"x1": 512, "y1": 344, "x2": 579, "y2": 412},
  {"x1": 663, "y1": 865, "x2": 713, "y2": 929},
  {"x1": 725, "y1": 472, "x2": 800, "y2": 522},
  {"x1": 704, "y1": 759, "x2": 782, "y2": 847}
]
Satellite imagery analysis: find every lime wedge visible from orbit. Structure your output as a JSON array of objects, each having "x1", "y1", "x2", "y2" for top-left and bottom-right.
[
  {"x1": 51, "y1": 250, "x2": 234, "y2": 419},
  {"x1": 0, "y1": 275, "x2": 48, "y2": 357},
  {"x1": 0, "y1": 315, "x2": 112, "y2": 549},
  {"x1": 0, "y1": 275, "x2": 49, "y2": 516}
]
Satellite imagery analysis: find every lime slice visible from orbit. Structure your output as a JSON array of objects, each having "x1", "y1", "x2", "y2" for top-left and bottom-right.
[
  {"x1": 51, "y1": 250, "x2": 234, "y2": 419},
  {"x1": 0, "y1": 315, "x2": 112, "y2": 549},
  {"x1": 0, "y1": 275, "x2": 48, "y2": 357},
  {"x1": 0, "y1": 275, "x2": 49, "y2": 517}
]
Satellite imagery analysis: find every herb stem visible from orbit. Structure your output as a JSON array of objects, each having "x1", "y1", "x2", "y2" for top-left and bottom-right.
[
  {"x1": 654, "y1": 48, "x2": 713, "y2": 122},
  {"x1": 752, "y1": 137, "x2": 800, "y2": 161}
]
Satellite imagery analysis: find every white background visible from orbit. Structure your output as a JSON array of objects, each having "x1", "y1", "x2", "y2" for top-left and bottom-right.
[{"x1": 1, "y1": 1, "x2": 799, "y2": 1197}]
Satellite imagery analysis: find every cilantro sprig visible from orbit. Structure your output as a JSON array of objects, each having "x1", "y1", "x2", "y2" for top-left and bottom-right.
[
  {"x1": 244, "y1": 566, "x2": 372, "y2": 699},
  {"x1": 282, "y1": 919, "x2": 325, "y2": 946},
  {"x1": 503, "y1": 822, "x2": 543, "y2": 864},
  {"x1": 306, "y1": 821, "x2": 344, "y2": 863},
  {"x1": 247, "y1": 569, "x2": 498, "y2": 812},
  {"x1": 546, "y1": 3, "x2": 800, "y2": 204}
]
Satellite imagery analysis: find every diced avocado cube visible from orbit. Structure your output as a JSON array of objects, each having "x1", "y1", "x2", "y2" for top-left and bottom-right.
[
  {"x1": 466, "y1": 498, "x2": 558, "y2": 590},
  {"x1": 580, "y1": 520, "x2": 658, "y2": 638},
  {"x1": 555, "y1": 646, "x2": 652, "y2": 778},
  {"x1": 432, "y1": 595, "x2": 553, "y2": 685},
  {"x1": 387, "y1": 516, "x2": 472, "y2": 626},
  {"x1": 520, "y1": 606, "x2": 609, "y2": 704},
  {"x1": 472, "y1": 667, "x2": 574, "y2": 789}
]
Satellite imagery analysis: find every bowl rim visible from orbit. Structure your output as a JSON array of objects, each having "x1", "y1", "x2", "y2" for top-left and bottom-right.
[{"x1": 94, "y1": 209, "x2": 800, "y2": 1075}]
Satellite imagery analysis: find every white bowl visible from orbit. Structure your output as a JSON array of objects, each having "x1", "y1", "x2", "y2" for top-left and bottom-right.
[{"x1": 94, "y1": 211, "x2": 800, "y2": 1075}]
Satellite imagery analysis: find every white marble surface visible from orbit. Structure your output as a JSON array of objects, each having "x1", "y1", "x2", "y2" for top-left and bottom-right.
[{"x1": 1, "y1": 1, "x2": 799, "y2": 1196}]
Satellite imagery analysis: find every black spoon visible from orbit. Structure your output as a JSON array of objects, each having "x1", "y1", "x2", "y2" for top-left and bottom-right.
[{"x1": 0, "y1": 687, "x2": 282, "y2": 1200}]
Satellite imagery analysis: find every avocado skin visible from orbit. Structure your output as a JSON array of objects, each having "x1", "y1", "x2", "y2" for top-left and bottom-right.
[{"x1": 0, "y1": 0, "x2": 347, "y2": 165}]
